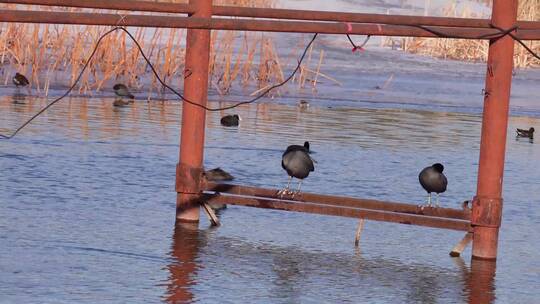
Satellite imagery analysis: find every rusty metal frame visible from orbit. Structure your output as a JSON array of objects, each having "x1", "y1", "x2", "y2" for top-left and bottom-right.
[
  {"x1": 2, "y1": 0, "x2": 539, "y2": 30},
  {"x1": 1, "y1": 9, "x2": 539, "y2": 39},
  {"x1": 205, "y1": 194, "x2": 471, "y2": 231},
  {"x1": 204, "y1": 182, "x2": 471, "y2": 220},
  {"x1": 0, "y1": 0, "x2": 528, "y2": 260}
]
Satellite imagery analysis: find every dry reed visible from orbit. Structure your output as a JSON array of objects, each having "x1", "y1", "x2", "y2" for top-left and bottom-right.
[
  {"x1": 0, "y1": 0, "x2": 327, "y2": 97},
  {"x1": 383, "y1": 0, "x2": 540, "y2": 68}
]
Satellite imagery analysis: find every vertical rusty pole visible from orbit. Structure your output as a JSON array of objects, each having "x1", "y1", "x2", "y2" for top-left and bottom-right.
[
  {"x1": 175, "y1": 0, "x2": 212, "y2": 223},
  {"x1": 472, "y1": 0, "x2": 517, "y2": 260}
]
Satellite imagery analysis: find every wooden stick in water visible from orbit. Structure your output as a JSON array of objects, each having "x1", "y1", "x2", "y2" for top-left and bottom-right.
[
  {"x1": 450, "y1": 232, "x2": 473, "y2": 257},
  {"x1": 202, "y1": 202, "x2": 220, "y2": 227},
  {"x1": 354, "y1": 218, "x2": 366, "y2": 247}
]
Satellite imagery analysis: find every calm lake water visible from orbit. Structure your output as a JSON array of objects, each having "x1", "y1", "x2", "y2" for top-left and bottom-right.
[{"x1": 0, "y1": 95, "x2": 539, "y2": 303}]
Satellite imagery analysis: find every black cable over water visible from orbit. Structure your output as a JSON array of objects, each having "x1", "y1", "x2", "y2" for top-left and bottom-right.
[
  {"x1": 413, "y1": 24, "x2": 518, "y2": 40},
  {"x1": 1, "y1": 23, "x2": 539, "y2": 140},
  {"x1": 0, "y1": 27, "x2": 121, "y2": 139},
  {"x1": 346, "y1": 34, "x2": 371, "y2": 51},
  {"x1": 490, "y1": 24, "x2": 540, "y2": 61},
  {"x1": 0, "y1": 27, "x2": 317, "y2": 139}
]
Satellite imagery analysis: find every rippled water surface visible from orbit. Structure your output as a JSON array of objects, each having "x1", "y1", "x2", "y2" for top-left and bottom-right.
[{"x1": 1, "y1": 95, "x2": 539, "y2": 303}]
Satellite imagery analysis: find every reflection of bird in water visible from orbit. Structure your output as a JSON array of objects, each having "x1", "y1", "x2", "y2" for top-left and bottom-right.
[
  {"x1": 298, "y1": 99, "x2": 309, "y2": 110},
  {"x1": 220, "y1": 114, "x2": 240, "y2": 127},
  {"x1": 419, "y1": 163, "x2": 447, "y2": 207},
  {"x1": 113, "y1": 83, "x2": 135, "y2": 99},
  {"x1": 204, "y1": 167, "x2": 234, "y2": 211},
  {"x1": 278, "y1": 141, "x2": 314, "y2": 198},
  {"x1": 113, "y1": 98, "x2": 131, "y2": 107},
  {"x1": 516, "y1": 127, "x2": 534, "y2": 139},
  {"x1": 112, "y1": 84, "x2": 135, "y2": 107},
  {"x1": 11, "y1": 92, "x2": 27, "y2": 104},
  {"x1": 13, "y1": 73, "x2": 29, "y2": 87}
]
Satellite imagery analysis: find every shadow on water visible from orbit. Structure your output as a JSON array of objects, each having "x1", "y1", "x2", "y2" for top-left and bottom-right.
[{"x1": 165, "y1": 225, "x2": 497, "y2": 304}]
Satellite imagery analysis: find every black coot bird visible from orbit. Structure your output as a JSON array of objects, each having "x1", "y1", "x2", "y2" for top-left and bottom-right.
[
  {"x1": 298, "y1": 99, "x2": 310, "y2": 110},
  {"x1": 419, "y1": 163, "x2": 447, "y2": 207},
  {"x1": 220, "y1": 114, "x2": 240, "y2": 127},
  {"x1": 13, "y1": 73, "x2": 29, "y2": 87},
  {"x1": 204, "y1": 167, "x2": 234, "y2": 182},
  {"x1": 204, "y1": 167, "x2": 234, "y2": 211},
  {"x1": 113, "y1": 84, "x2": 135, "y2": 100},
  {"x1": 516, "y1": 127, "x2": 534, "y2": 139},
  {"x1": 278, "y1": 141, "x2": 314, "y2": 197}
]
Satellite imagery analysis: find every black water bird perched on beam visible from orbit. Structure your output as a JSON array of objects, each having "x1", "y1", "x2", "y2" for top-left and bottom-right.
[
  {"x1": 419, "y1": 163, "x2": 447, "y2": 207},
  {"x1": 113, "y1": 83, "x2": 135, "y2": 100},
  {"x1": 278, "y1": 141, "x2": 314, "y2": 197},
  {"x1": 13, "y1": 73, "x2": 29, "y2": 87},
  {"x1": 204, "y1": 167, "x2": 234, "y2": 211},
  {"x1": 220, "y1": 114, "x2": 240, "y2": 127},
  {"x1": 516, "y1": 127, "x2": 534, "y2": 139},
  {"x1": 204, "y1": 167, "x2": 234, "y2": 182}
]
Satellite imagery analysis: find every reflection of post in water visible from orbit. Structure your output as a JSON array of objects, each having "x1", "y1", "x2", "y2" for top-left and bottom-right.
[
  {"x1": 467, "y1": 259, "x2": 497, "y2": 304},
  {"x1": 165, "y1": 223, "x2": 204, "y2": 304}
]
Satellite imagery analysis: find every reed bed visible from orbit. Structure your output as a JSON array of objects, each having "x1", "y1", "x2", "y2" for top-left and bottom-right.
[
  {"x1": 383, "y1": 0, "x2": 540, "y2": 68},
  {"x1": 0, "y1": 0, "x2": 327, "y2": 97}
]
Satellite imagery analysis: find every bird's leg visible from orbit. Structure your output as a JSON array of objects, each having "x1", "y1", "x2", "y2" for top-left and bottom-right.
[
  {"x1": 291, "y1": 179, "x2": 303, "y2": 199},
  {"x1": 296, "y1": 179, "x2": 303, "y2": 193},
  {"x1": 427, "y1": 193, "x2": 432, "y2": 207},
  {"x1": 277, "y1": 176, "x2": 293, "y2": 198},
  {"x1": 435, "y1": 193, "x2": 440, "y2": 207}
]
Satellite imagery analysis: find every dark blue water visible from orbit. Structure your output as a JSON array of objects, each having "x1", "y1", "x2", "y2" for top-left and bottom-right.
[{"x1": 1, "y1": 95, "x2": 539, "y2": 303}]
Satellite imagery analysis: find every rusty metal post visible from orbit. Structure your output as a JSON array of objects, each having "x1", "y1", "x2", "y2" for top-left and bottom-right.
[
  {"x1": 472, "y1": 0, "x2": 517, "y2": 260},
  {"x1": 175, "y1": 0, "x2": 212, "y2": 223}
]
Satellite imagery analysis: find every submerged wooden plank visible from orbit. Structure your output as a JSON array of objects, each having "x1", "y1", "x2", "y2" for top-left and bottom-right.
[
  {"x1": 450, "y1": 232, "x2": 474, "y2": 257},
  {"x1": 205, "y1": 194, "x2": 471, "y2": 231},
  {"x1": 201, "y1": 203, "x2": 220, "y2": 227},
  {"x1": 205, "y1": 183, "x2": 471, "y2": 220},
  {"x1": 354, "y1": 219, "x2": 365, "y2": 247}
]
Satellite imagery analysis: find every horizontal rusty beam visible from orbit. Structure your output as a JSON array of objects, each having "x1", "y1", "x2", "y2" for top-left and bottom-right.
[
  {"x1": 205, "y1": 194, "x2": 471, "y2": 231},
  {"x1": 204, "y1": 182, "x2": 471, "y2": 220},
  {"x1": 1, "y1": 10, "x2": 540, "y2": 40},
  {"x1": 0, "y1": 0, "x2": 193, "y2": 14},
  {"x1": 2, "y1": 0, "x2": 539, "y2": 30}
]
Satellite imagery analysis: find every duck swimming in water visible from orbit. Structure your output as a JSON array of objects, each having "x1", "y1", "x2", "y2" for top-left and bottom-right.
[
  {"x1": 419, "y1": 163, "x2": 447, "y2": 207},
  {"x1": 220, "y1": 114, "x2": 240, "y2": 127},
  {"x1": 113, "y1": 83, "x2": 135, "y2": 100},
  {"x1": 13, "y1": 73, "x2": 29, "y2": 87},
  {"x1": 298, "y1": 99, "x2": 309, "y2": 110},
  {"x1": 278, "y1": 141, "x2": 314, "y2": 198},
  {"x1": 516, "y1": 127, "x2": 534, "y2": 139}
]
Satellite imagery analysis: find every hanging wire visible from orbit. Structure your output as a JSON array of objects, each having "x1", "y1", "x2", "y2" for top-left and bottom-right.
[
  {"x1": 0, "y1": 28, "x2": 318, "y2": 139},
  {"x1": 1, "y1": 22, "x2": 539, "y2": 140}
]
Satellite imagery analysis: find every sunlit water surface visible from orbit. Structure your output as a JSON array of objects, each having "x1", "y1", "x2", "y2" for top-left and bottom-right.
[{"x1": 1, "y1": 95, "x2": 539, "y2": 303}]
